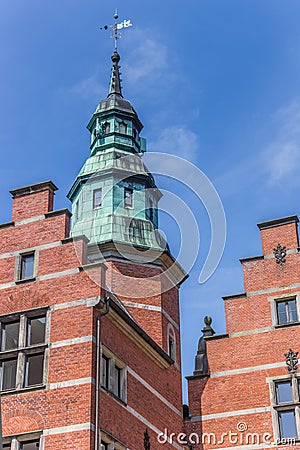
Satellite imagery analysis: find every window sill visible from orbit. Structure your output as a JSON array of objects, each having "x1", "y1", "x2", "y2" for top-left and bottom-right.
[
  {"x1": 0, "y1": 384, "x2": 45, "y2": 396},
  {"x1": 101, "y1": 385, "x2": 127, "y2": 406},
  {"x1": 274, "y1": 321, "x2": 300, "y2": 329},
  {"x1": 15, "y1": 277, "x2": 36, "y2": 285}
]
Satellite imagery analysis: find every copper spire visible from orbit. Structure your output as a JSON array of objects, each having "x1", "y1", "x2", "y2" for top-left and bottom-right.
[{"x1": 108, "y1": 51, "x2": 123, "y2": 98}]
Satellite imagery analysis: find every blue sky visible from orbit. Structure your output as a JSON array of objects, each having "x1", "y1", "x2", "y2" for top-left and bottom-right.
[{"x1": 1, "y1": 0, "x2": 300, "y2": 400}]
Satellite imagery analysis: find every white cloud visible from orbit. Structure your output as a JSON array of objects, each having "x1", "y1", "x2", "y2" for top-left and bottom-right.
[
  {"x1": 262, "y1": 102, "x2": 300, "y2": 185},
  {"x1": 122, "y1": 28, "x2": 178, "y2": 95},
  {"x1": 148, "y1": 125, "x2": 199, "y2": 162},
  {"x1": 70, "y1": 73, "x2": 107, "y2": 100},
  {"x1": 124, "y1": 34, "x2": 168, "y2": 83}
]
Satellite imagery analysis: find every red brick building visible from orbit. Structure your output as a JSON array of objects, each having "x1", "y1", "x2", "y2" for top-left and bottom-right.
[
  {"x1": 1, "y1": 25, "x2": 300, "y2": 450},
  {"x1": 186, "y1": 216, "x2": 300, "y2": 449}
]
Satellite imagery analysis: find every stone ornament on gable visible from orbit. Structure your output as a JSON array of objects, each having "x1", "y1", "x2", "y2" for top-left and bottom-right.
[{"x1": 273, "y1": 243, "x2": 287, "y2": 266}]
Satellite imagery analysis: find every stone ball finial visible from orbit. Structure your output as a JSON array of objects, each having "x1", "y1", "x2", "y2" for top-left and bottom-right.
[
  {"x1": 111, "y1": 51, "x2": 120, "y2": 65},
  {"x1": 204, "y1": 316, "x2": 212, "y2": 327}
]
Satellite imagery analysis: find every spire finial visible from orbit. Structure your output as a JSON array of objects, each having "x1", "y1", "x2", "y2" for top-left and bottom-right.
[
  {"x1": 100, "y1": 11, "x2": 133, "y2": 98},
  {"x1": 113, "y1": 9, "x2": 120, "y2": 52},
  {"x1": 100, "y1": 11, "x2": 133, "y2": 54}
]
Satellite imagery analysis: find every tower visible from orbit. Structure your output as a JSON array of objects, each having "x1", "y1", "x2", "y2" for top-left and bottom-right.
[
  {"x1": 67, "y1": 44, "x2": 187, "y2": 348},
  {"x1": 68, "y1": 50, "x2": 162, "y2": 252}
]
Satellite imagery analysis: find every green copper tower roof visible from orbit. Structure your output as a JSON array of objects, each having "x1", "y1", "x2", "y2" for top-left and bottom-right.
[{"x1": 68, "y1": 51, "x2": 166, "y2": 253}]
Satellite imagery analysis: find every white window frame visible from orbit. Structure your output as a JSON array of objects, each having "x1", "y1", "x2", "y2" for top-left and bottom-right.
[
  {"x1": 269, "y1": 374, "x2": 300, "y2": 443},
  {"x1": 93, "y1": 188, "x2": 103, "y2": 209},
  {"x1": 124, "y1": 187, "x2": 133, "y2": 209},
  {"x1": 269, "y1": 293, "x2": 300, "y2": 327},
  {"x1": 15, "y1": 251, "x2": 37, "y2": 282},
  {"x1": 2, "y1": 431, "x2": 43, "y2": 449},
  {"x1": 0, "y1": 308, "x2": 50, "y2": 393}
]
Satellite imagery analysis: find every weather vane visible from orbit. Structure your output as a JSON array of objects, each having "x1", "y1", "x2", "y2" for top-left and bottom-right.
[{"x1": 100, "y1": 9, "x2": 133, "y2": 52}]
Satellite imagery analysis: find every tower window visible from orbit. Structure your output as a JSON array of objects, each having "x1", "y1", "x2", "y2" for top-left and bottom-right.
[
  {"x1": 124, "y1": 188, "x2": 133, "y2": 208},
  {"x1": 276, "y1": 299, "x2": 298, "y2": 325},
  {"x1": 102, "y1": 122, "x2": 110, "y2": 134},
  {"x1": 20, "y1": 253, "x2": 35, "y2": 280},
  {"x1": 93, "y1": 188, "x2": 102, "y2": 209},
  {"x1": 119, "y1": 122, "x2": 127, "y2": 134},
  {"x1": 75, "y1": 196, "x2": 81, "y2": 221}
]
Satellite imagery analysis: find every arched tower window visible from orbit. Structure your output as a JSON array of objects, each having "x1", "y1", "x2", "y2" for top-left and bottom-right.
[
  {"x1": 119, "y1": 121, "x2": 127, "y2": 134},
  {"x1": 167, "y1": 324, "x2": 176, "y2": 361},
  {"x1": 102, "y1": 122, "x2": 110, "y2": 135}
]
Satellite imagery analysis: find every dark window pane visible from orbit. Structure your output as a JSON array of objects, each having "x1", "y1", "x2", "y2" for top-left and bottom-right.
[
  {"x1": 277, "y1": 301, "x2": 287, "y2": 324},
  {"x1": 27, "y1": 317, "x2": 46, "y2": 346},
  {"x1": 124, "y1": 188, "x2": 133, "y2": 207},
  {"x1": 101, "y1": 355, "x2": 109, "y2": 389},
  {"x1": 113, "y1": 365, "x2": 121, "y2": 397},
  {"x1": 2, "y1": 444, "x2": 11, "y2": 449},
  {"x1": 25, "y1": 354, "x2": 44, "y2": 386},
  {"x1": 93, "y1": 189, "x2": 102, "y2": 208},
  {"x1": 20, "y1": 253, "x2": 34, "y2": 279},
  {"x1": 100, "y1": 443, "x2": 108, "y2": 450},
  {"x1": 1, "y1": 359, "x2": 17, "y2": 390},
  {"x1": 2, "y1": 321, "x2": 19, "y2": 350},
  {"x1": 20, "y1": 442, "x2": 40, "y2": 449},
  {"x1": 279, "y1": 410, "x2": 297, "y2": 439},
  {"x1": 288, "y1": 300, "x2": 298, "y2": 322},
  {"x1": 103, "y1": 122, "x2": 110, "y2": 134},
  {"x1": 168, "y1": 337, "x2": 175, "y2": 360},
  {"x1": 119, "y1": 122, "x2": 127, "y2": 134},
  {"x1": 276, "y1": 381, "x2": 293, "y2": 403}
]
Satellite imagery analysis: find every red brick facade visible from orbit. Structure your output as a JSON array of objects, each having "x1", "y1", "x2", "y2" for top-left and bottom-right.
[
  {"x1": 186, "y1": 216, "x2": 300, "y2": 450},
  {"x1": 0, "y1": 182, "x2": 184, "y2": 449}
]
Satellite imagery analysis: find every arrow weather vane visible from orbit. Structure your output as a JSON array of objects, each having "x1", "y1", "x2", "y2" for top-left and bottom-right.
[{"x1": 100, "y1": 9, "x2": 133, "y2": 52}]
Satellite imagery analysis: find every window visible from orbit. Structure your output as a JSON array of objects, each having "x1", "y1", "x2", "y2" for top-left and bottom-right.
[
  {"x1": 101, "y1": 348, "x2": 126, "y2": 402},
  {"x1": 2, "y1": 321, "x2": 19, "y2": 350},
  {"x1": 112, "y1": 365, "x2": 121, "y2": 398},
  {"x1": 20, "y1": 253, "x2": 35, "y2": 280},
  {"x1": 75, "y1": 196, "x2": 81, "y2": 221},
  {"x1": 102, "y1": 122, "x2": 110, "y2": 134},
  {"x1": 2, "y1": 438, "x2": 40, "y2": 449},
  {"x1": 167, "y1": 324, "x2": 176, "y2": 361},
  {"x1": 271, "y1": 377, "x2": 300, "y2": 441},
  {"x1": 0, "y1": 311, "x2": 47, "y2": 392},
  {"x1": 276, "y1": 299, "x2": 298, "y2": 325},
  {"x1": 93, "y1": 188, "x2": 102, "y2": 209},
  {"x1": 101, "y1": 354, "x2": 109, "y2": 389},
  {"x1": 27, "y1": 316, "x2": 46, "y2": 346},
  {"x1": 124, "y1": 188, "x2": 133, "y2": 208},
  {"x1": 101, "y1": 443, "x2": 108, "y2": 450},
  {"x1": 118, "y1": 122, "x2": 127, "y2": 134},
  {"x1": 20, "y1": 442, "x2": 40, "y2": 449}
]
